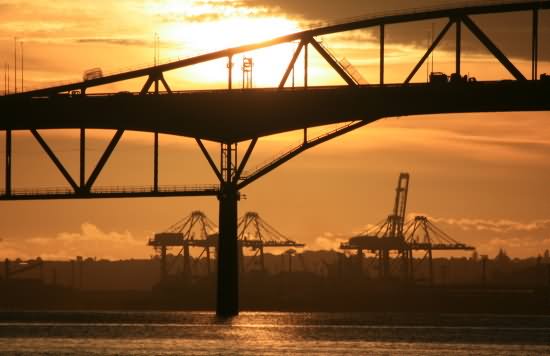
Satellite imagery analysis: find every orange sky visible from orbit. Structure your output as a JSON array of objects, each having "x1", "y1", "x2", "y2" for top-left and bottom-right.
[{"x1": 1, "y1": 0, "x2": 550, "y2": 260}]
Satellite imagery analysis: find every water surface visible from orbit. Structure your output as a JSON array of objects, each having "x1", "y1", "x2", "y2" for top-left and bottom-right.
[{"x1": 0, "y1": 311, "x2": 549, "y2": 355}]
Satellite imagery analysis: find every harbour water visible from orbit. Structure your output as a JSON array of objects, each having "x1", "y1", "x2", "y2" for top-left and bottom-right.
[{"x1": 0, "y1": 311, "x2": 549, "y2": 355}]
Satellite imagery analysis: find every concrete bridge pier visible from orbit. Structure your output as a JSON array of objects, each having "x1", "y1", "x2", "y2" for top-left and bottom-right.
[
  {"x1": 216, "y1": 180, "x2": 240, "y2": 317},
  {"x1": 196, "y1": 139, "x2": 242, "y2": 317}
]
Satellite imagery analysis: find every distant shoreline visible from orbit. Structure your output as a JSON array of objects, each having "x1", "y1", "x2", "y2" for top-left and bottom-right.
[{"x1": 2, "y1": 281, "x2": 549, "y2": 315}]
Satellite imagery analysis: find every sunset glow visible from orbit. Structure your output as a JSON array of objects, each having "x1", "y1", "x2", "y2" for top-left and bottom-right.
[{"x1": 3, "y1": 2, "x2": 550, "y2": 351}]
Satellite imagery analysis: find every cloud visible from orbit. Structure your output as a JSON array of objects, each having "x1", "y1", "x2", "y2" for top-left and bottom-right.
[
  {"x1": 183, "y1": 13, "x2": 225, "y2": 22},
  {"x1": 405, "y1": 213, "x2": 550, "y2": 258},
  {"x1": 158, "y1": 13, "x2": 224, "y2": 24},
  {"x1": 153, "y1": 0, "x2": 278, "y2": 25},
  {"x1": 238, "y1": 0, "x2": 550, "y2": 60},
  {"x1": 0, "y1": 223, "x2": 151, "y2": 261},
  {"x1": 421, "y1": 215, "x2": 550, "y2": 234},
  {"x1": 0, "y1": 0, "x2": 157, "y2": 42},
  {"x1": 76, "y1": 38, "x2": 149, "y2": 47},
  {"x1": 309, "y1": 232, "x2": 348, "y2": 251}
]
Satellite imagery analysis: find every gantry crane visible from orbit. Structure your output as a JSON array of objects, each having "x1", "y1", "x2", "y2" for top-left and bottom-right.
[
  {"x1": 340, "y1": 173, "x2": 410, "y2": 278},
  {"x1": 149, "y1": 211, "x2": 305, "y2": 281},
  {"x1": 340, "y1": 173, "x2": 475, "y2": 281},
  {"x1": 238, "y1": 212, "x2": 305, "y2": 273},
  {"x1": 148, "y1": 211, "x2": 218, "y2": 282},
  {"x1": 403, "y1": 216, "x2": 475, "y2": 283}
]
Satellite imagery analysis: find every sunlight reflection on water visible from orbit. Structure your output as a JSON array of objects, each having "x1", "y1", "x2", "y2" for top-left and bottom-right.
[{"x1": 0, "y1": 311, "x2": 549, "y2": 355}]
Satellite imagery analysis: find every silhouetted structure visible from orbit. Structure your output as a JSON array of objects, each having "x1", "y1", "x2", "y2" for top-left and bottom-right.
[
  {"x1": 4, "y1": 258, "x2": 44, "y2": 281},
  {"x1": 341, "y1": 173, "x2": 410, "y2": 278},
  {"x1": 148, "y1": 211, "x2": 218, "y2": 282},
  {"x1": 1, "y1": 1, "x2": 549, "y2": 316},
  {"x1": 241, "y1": 57, "x2": 254, "y2": 89},
  {"x1": 341, "y1": 173, "x2": 474, "y2": 281},
  {"x1": 1, "y1": 249, "x2": 549, "y2": 313},
  {"x1": 404, "y1": 216, "x2": 475, "y2": 283},
  {"x1": 149, "y1": 211, "x2": 305, "y2": 280},
  {"x1": 238, "y1": 212, "x2": 305, "y2": 272}
]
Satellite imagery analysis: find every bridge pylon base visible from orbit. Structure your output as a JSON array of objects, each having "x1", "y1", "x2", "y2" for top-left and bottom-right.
[{"x1": 216, "y1": 182, "x2": 239, "y2": 317}]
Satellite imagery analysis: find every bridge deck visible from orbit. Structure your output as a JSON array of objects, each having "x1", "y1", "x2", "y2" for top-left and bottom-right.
[{"x1": 2, "y1": 81, "x2": 549, "y2": 142}]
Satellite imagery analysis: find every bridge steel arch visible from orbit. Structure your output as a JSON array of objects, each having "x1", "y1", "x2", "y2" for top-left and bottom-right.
[{"x1": 1, "y1": 1, "x2": 550, "y2": 316}]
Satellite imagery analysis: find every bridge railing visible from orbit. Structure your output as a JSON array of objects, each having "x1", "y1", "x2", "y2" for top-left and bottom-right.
[
  {"x1": 317, "y1": 41, "x2": 368, "y2": 85},
  {"x1": 0, "y1": 184, "x2": 219, "y2": 197},
  {"x1": 90, "y1": 184, "x2": 219, "y2": 194}
]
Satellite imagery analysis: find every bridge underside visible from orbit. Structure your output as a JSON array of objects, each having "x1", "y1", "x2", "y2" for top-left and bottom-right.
[{"x1": 2, "y1": 81, "x2": 549, "y2": 143}]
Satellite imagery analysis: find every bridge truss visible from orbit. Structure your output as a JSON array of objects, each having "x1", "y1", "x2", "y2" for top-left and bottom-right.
[{"x1": 1, "y1": 1, "x2": 550, "y2": 316}]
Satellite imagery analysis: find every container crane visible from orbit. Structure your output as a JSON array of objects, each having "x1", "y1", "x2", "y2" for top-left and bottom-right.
[
  {"x1": 149, "y1": 211, "x2": 306, "y2": 281},
  {"x1": 148, "y1": 211, "x2": 218, "y2": 282},
  {"x1": 238, "y1": 212, "x2": 305, "y2": 273},
  {"x1": 340, "y1": 173, "x2": 410, "y2": 278},
  {"x1": 340, "y1": 172, "x2": 476, "y2": 281},
  {"x1": 403, "y1": 216, "x2": 475, "y2": 283}
]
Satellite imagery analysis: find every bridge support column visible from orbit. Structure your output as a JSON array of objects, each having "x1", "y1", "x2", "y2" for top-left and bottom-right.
[{"x1": 217, "y1": 181, "x2": 239, "y2": 317}]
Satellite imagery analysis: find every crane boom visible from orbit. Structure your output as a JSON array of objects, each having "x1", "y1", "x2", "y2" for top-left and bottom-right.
[{"x1": 389, "y1": 172, "x2": 410, "y2": 239}]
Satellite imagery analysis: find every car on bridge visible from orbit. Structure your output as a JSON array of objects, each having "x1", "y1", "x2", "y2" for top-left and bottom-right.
[{"x1": 83, "y1": 68, "x2": 103, "y2": 81}]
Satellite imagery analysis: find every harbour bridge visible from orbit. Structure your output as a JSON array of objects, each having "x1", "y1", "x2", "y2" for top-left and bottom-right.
[{"x1": 1, "y1": 1, "x2": 550, "y2": 316}]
